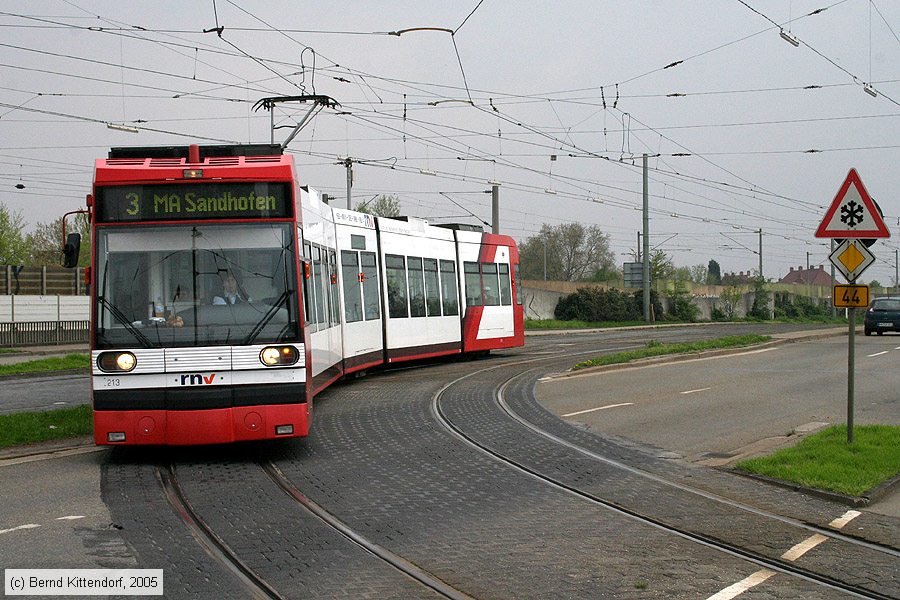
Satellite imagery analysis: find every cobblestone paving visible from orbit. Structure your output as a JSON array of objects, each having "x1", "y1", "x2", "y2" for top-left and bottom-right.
[
  {"x1": 444, "y1": 360, "x2": 898, "y2": 598},
  {"x1": 97, "y1": 325, "x2": 893, "y2": 599},
  {"x1": 174, "y1": 449, "x2": 447, "y2": 599},
  {"x1": 272, "y1": 360, "x2": 852, "y2": 598},
  {"x1": 102, "y1": 451, "x2": 249, "y2": 599}
]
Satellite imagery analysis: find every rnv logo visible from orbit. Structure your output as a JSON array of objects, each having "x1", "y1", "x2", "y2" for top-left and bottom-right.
[{"x1": 180, "y1": 373, "x2": 217, "y2": 385}]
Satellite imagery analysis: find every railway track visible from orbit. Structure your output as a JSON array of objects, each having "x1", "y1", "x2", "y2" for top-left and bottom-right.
[
  {"x1": 159, "y1": 459, "x2": 477, "y2": 600},
  {"x1": 432, "y1": 348, "x2": 899, "y2": 599},
  {"x1": 108, "y1": 326, "x2": 894, "y2": 599}
]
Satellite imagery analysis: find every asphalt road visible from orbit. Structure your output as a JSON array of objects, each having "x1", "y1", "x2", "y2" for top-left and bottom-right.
[
  {"x1": 537, "y1": 333, "x2": 899, "y2": 463},
  {"x1": 0, "y1": 374, "x2": 89, "y2": 415},
  {"x1": 1, "y1": 324, "x2": 897, "y2": 598}
]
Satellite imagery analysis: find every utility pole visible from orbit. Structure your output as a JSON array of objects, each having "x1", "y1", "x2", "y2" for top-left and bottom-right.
[
  {"x1": 831, "y1": 239, "x2": 837, "y2": 317},
  {"x1": 543, "y1": 238, "x2": 547, "y2": 281},
  {"x1": 344, "y1": 157, "x2": 353, "y2": 210},
  {"x1": 642, "y1": 154, "x2": 650, "y2": 323},
  {"x1": 758, "y1": 229, "x2": 763, "y2": 279},
  {"x1": 491, "y1": 184, "x2": 500, "y2": 234},
  {"x1": 895, "y1": 249, "x2": 898, "y2": 294}
]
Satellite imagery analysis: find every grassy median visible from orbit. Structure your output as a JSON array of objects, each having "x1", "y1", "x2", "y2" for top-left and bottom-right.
[
  {"x1": 0, "y1": 353, "x2": 90, "y2": 377},
  {"x1": 571, "y1": 334, "x2": 771, "y2": 370},
  {"x1": 736, "y1": 425, "x2": 900, "y2": 497},
  {"x1": 0, "y1": 404, "x2": 93, "y2": 449}
]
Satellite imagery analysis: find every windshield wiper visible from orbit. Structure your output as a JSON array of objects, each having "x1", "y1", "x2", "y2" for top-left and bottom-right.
[
  {"x1": 242, "y1": 291, "x2": 290, "y2": 345},
  {"x1": 97, "y1": 295, "x2": 154, "y2": 349}
]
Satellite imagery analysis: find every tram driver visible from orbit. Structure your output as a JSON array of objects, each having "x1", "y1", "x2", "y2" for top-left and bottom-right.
[{"x1": 212, "y1": 273, "x2": 250, "y2": 305}]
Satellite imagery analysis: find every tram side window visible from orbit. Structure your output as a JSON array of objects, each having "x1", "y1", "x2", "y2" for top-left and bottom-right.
[
  {"x1": 341, "y1": 251, "x2": 362, "y2": 323},
  {"x1": 302, "y1": 243, "x2": 316, "y2": 332},
  {"x1": 313, "y1": 247, "x2": 326, "y2": 327},
  {"x1": 464, "y1": 261, "x2": 483, "y2": 307},
  {"x1": 361, "y1": 252, "x2": 381, "y2": 321},
  {"x1": 423, "y1": 258, "x2": 441, "y2": 316},
  {"x1": 385, "y1": 254, "x2": 409, "y2": 318},
  {"x1": 481, "y1": 263, "x2": 500, "y2": 306},
  {"x1": 408, "y1": 257, "x2": 426, "y2": 318},
  {"x1": 499, "y1": 263, "x2": 512, "y2": 306},
  {"x1": 329, "y1": 250, "x2": 340, "y2": 327},
  {"x1": 440, "y1": 260, "x2": 460, "y2": 316},
  {"x1": 513, "y1": 263, "x2": 524, "y2": 305}
]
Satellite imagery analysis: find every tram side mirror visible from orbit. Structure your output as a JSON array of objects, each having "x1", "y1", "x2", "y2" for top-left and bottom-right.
[{"x1": 63, "y1": 233, "x2": 81, "y2": 268}]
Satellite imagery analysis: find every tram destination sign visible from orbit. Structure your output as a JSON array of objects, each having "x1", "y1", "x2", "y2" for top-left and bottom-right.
[{"x1": 95, "y1": 182, "x2": 292, "y2": 222}]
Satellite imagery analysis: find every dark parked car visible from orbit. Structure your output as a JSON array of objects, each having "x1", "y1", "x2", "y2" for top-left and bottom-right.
[{"x1": 864, "y1": 297, "x2": 900, "y2": 336}]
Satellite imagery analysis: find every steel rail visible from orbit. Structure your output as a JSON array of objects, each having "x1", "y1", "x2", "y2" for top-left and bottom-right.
[
  {"x1": 157, "y1": 464, "x2": 285, "y2": 600},
  {"x1": 430, "y1": 352, "x2": 895, "y2": 600},
  {"x1": 261, "y1": 461, "x2": 477, "y2": 600}
]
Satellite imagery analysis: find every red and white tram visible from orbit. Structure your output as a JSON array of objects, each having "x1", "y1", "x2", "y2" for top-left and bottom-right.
[{"x1": 71, "y1": 144, "x2": 523, "y2": 445}]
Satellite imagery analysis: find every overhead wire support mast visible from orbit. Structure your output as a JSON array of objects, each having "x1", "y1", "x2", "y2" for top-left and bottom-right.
[{"x1": 253, "y1": 95, "x2": 339, "y2": 149}]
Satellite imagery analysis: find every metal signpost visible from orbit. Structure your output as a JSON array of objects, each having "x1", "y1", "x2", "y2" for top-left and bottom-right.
[{"x1": 815, "y1": 168, "x2": 890, "y2": 443}]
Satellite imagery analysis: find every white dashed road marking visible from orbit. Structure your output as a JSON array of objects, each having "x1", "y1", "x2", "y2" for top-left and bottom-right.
[
  {"x1": 867, "y1": 351, "x2": 889, "y2": 357},
  {"x1": 780, "y1": 534, "x2": 828, "y2": 561},
  {"x1": 828, "y1": 510, "x2": 861, "y2": 529},
  {"x1": 561, "y1": 403, "x2": 633, "y2": 418},
  {"x1": 680, "y1": 387, "x2": 711, "y2": 395},
  {"x1": 706, "y1": 508, "x2": 859, "y2": 598},
  {"x1": 706, "y1": 570, "x2": 776, "y2": 600},
  {"x1": 0, "y1": 524, "x2": 40, "y2": 535}
]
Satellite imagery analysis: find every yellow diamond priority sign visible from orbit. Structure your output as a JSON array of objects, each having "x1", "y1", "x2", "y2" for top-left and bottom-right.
[{"x1": 829, "y1": 239, "x2": 875, "y2": 282}]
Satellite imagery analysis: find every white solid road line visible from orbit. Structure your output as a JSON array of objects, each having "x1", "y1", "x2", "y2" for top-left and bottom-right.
[
  {"x1": 561, "y1": 402, "x2": 633, "y2": 418},
  {"x1": 0, "y1": 524, "x2": 40, "y2": 535},
  {"x1": 56, "y1": 515, "x2": 85, "y2": 521},
  {"x1": 867, "y1": 350, "x2": 890, "y2": 357},
  {"x1": 680, "y1": 387, "x2": 711, "y2": 395},
  {"x1": 705, "y1": 570, "x2": 776, "y2": 600}
]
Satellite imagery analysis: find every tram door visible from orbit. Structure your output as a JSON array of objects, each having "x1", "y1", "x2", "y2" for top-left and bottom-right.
[{"x1": 334, "y1": 212, "x2": 383, "y2": 373}]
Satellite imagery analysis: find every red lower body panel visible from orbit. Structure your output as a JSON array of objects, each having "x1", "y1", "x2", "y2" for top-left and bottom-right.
[{"x1": 93, "y1": 403, "x2": 309, "y2": 445}]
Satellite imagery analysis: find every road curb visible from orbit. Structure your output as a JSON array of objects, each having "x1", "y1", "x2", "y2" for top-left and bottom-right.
[
  {"x1": 541, "y1": 327, "x2": 850, "y2": 380},
  {"x1": 0, "y1": 368, "x2": 89, "y2": 381},
  {"x1": 0, "y1": 436, "x2": 95, "y2": 463},
  {"x1": 729, "y1": 468, "x2": 900, "y2": 509}
]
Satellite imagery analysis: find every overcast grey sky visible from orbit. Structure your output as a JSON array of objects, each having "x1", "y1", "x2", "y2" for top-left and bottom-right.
[{"x1": 1, "y1": 1, "x2": 899, "y2": 283}]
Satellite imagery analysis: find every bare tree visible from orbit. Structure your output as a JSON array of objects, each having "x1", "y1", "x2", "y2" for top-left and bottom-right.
[{"x1": 519, "y1": 223, "x2": 615, "y2": 281}]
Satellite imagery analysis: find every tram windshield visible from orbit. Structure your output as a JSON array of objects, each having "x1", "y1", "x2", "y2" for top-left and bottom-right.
[{"x1": 94, "y1": 223, "x2": 300, "y2": 349}]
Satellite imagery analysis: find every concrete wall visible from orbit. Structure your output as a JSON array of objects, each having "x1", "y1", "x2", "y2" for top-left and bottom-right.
[
  {"x1": 0, "y1": 295, "x2": 90, "y2": 322},
  {"x1": 522, "y1": 280, "x2": 776, "y2": 321}
]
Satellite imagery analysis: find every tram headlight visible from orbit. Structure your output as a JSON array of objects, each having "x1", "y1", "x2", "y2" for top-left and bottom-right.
[
  {"x1": 97, "y1": 351, "x2": 137, "y2": 373},
  {"x1": 260, "y1": 345, "x2": 299, "y2": 367}
]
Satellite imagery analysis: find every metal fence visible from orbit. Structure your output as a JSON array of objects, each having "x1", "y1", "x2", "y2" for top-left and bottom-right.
[{"x1": 0, "y1": 321, "x2": 89, "y2": 347}]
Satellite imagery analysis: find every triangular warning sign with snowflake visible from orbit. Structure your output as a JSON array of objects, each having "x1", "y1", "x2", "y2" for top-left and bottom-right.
[{"x1": 815, "y1": 168, "x2": 890, "y2": 238}]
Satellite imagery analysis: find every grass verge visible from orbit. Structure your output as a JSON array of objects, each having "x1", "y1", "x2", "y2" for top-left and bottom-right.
[
  {"x1": 0, "y1": 353, "x2": 90, "y2": 377},
  {"x1": 735, "y1": 425, "x2": 900, "y2": 497},
  {"x1": 571, "y1": 334, "x2": 771, "y2": 370},
  {"x1": 0, "y1": 404, "x2": 93, "y2": 450},
  {"x1": 525, "y1": 318, "x2": 647, "y2": 330}
]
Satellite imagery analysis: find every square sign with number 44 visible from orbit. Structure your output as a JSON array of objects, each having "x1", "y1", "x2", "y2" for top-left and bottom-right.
[{"x1": 833, "y1": 284, "x2": 869, "y2": 308}]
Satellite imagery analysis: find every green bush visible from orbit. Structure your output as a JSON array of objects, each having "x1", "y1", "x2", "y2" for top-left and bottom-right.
[
  {"x1": 554, "y1": 287, "x2": 663, "y2": 322},
  {"x1": 668, "y1": 282, "x2": 700, "y2": 322},
  {"x1": 774, "y1": 294, "x2": 830, "y2": 319}
]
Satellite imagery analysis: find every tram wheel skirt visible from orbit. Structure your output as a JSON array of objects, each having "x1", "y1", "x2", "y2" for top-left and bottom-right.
[{"x1": 93, "y1": 404, "x2": 309, "y2": 445}]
